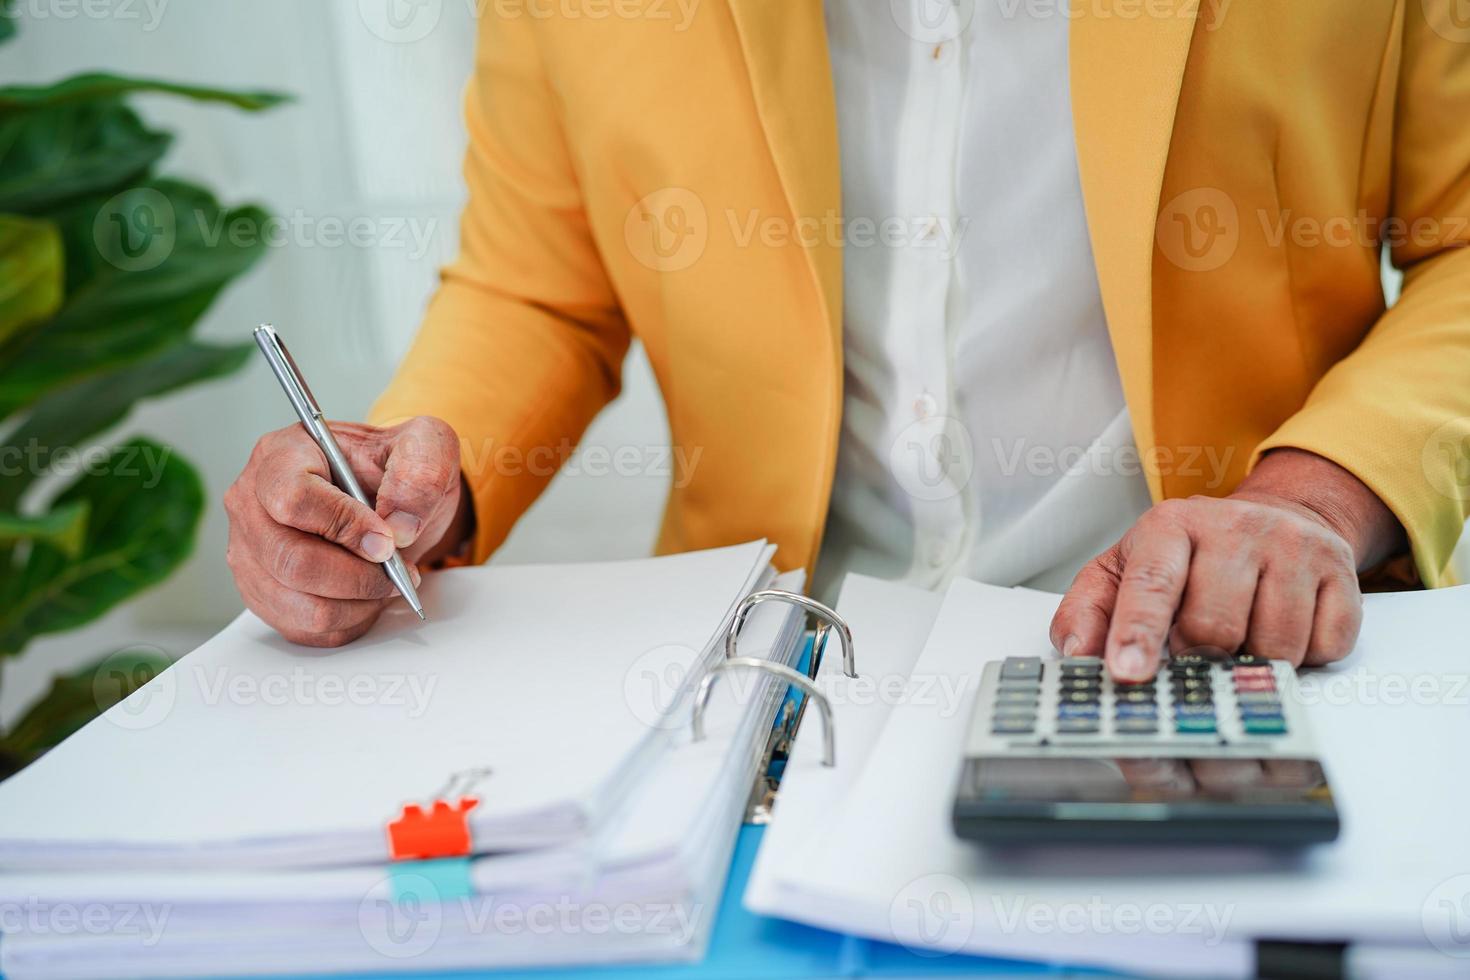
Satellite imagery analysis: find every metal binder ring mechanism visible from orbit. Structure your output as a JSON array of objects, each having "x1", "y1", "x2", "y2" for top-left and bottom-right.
[
  {"x1": 725, "y1": 590, "x2": 856, "y2": 680},
  {"x1": 691, "y1": 590, "x2": 856, "y2": 769},
  {"x1": 694, "y1": 658, "x2": 836, "y2": 766}
]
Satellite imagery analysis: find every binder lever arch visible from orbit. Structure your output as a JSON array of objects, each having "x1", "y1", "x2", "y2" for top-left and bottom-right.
[{"x1": 695, "y1": 590, "x2": 857, "y2": 821}]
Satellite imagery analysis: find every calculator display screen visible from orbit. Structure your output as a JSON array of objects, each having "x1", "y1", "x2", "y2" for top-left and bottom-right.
[{"x1": 963, "y1": 757, "x2": 1333, "y2": 805}]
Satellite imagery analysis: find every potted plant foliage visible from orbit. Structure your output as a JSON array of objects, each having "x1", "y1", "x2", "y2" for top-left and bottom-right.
[{"x1": 0, "y1": 9, "x2": 287, "y2": 774}]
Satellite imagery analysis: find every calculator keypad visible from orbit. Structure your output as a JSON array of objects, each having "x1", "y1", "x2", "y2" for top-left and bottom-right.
[{"x1": 981, "y1": 654, "x2": 1300, "y2": 752}]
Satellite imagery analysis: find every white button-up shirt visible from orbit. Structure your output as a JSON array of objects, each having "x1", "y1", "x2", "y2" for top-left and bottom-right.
[{"x1": 815, "y1": 0, "x2": 1154, "y2": 599}]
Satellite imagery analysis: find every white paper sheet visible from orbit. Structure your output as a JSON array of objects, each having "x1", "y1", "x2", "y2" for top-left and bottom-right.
[
  {"x1": 0, "y1": 570, "x2": 808, "y2": 980},
  {"x1": 754, "y1": 577, "x2": 1470, "y2": 976},
  {"x1": 745, "y1": 573, "x2": 943, "y2": 913},
  {"x1": 0, "y1": 542, "x2": 773, "y2": 870}
]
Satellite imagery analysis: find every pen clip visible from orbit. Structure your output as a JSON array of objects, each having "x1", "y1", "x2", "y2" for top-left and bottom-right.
[{"x1": 254, "y1": 324, "x2": 325, "y2": 421}]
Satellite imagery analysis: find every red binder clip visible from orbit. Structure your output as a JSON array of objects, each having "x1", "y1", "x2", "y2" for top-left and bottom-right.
[{"x1": 386, "y1": 768, "x2": 491, "y2": 861}]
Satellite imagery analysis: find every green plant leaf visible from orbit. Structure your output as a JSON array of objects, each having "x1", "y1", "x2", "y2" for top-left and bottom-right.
[
  {"x1": 0, "y1": 213, "x2": 62, "y2": 346},
  {"x1": 0, "y1": 73, "x2": 290, "y2": 112},
  {"x1": 0, "y1": 502, "x2": 88, "y2": 556},
  {"x1": 0, "y1": 437, "x2": 203, "y2": 656},
  {"x1": 0, "y1": 646, "x2": 172, "y2": 769},
  {"x1": 0, "y1": 100, "x2": 172, "y2": 215},
  {"x1": 0, "y1": 340, "x2": 251, "y2": 510},
  {"x1": 0, "y1": 180, "x2": 269, "y2": 419}
]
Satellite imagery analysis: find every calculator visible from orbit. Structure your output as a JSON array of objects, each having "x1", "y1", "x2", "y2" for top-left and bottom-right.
[{"x1": 951, "y1": 654, "x2": 1340, "y2": 846}]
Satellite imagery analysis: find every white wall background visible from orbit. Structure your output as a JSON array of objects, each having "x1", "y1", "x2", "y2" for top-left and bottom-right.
[
  {"x1": 1, "y1": 2, "x2": 1465, "y2": 725},
  {"x1": 0, "y1": 0, "x2": 670, "y2": 725}
]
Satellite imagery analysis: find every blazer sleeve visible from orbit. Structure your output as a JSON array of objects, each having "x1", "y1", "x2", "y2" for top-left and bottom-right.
[
  {"x1": 1253, "y1": 3, "x2": 1470, "y2": 587},
  {"x1": 368, "y1": 14, "x2": 630, "y2": 564}
]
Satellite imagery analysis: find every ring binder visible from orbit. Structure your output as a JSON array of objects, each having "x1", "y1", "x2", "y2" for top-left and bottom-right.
[
  {"x1": 692, "y1": 657, "x2": 836, "y2": 767},
  {"x1": 697, "y1": 588, "x2": 856, "y2": 821},
  {"x1": 727, "y1": 591, "x2": 856, "y2": 679}
]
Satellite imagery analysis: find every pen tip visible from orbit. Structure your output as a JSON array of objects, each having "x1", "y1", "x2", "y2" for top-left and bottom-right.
[{"x1": 415, "y1": 607, "x2": 427, "y2": 621}]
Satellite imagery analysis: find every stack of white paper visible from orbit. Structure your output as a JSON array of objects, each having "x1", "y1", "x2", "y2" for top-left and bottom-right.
[
  {"x1": 0, "y1": 544, "x2": 807, "y2": 978},
  {"x1": 751, "y1": 576, "x2": 1470, "y2": 977}
]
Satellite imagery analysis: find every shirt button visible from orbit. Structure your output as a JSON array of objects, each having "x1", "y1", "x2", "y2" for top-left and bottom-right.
[{"x1": 913, "y1": 392, "x2": 938, "y2": 419}]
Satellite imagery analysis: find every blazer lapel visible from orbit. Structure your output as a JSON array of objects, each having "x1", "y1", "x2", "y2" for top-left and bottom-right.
[
  {"x1": 725, "y1": 0, "x2": 844, "y2": 355},
  {"x1": 1070, "y1": 0, "x2": 1200, "y2": 501}
]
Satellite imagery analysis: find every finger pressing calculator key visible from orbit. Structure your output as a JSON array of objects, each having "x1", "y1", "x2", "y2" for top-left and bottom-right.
[{"x1": 952, "y1": 654, "x2": 1339, "y2": 846}]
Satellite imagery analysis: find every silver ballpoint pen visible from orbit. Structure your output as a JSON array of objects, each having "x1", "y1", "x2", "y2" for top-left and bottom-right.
[{"x1": 252, "y1": 324, "x2": 426, "y2": 620}]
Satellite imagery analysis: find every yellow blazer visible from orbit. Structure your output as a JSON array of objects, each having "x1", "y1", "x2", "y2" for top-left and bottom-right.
[{"x1": 371, "y1": 0, "x2": 1470, "y2": 586}]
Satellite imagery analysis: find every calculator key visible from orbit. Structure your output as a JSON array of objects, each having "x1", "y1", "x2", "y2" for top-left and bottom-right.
[
  {"x1": 1243, "y1": 716, "x2": 1288, "y2": 735},
  {"x1": 1235, "y1": 691, "x2": 1282, "y2": 706},
  {"x1": 995, "y1": 704, "x2": 1039, "y2": 719},
  {"x1": 1056, "y1": 718, "x2": 1100, "y2": 734},
  {"x1": 1000, "y1": 657, "x2": 1043, "y2": 682},
  {"x1": 1115, "y1": 718, "x2": 1159, "y2": 734},
  {"x1": 1115, "y1": 689, "x2": 1158, "y2": 703},
  {"x1": 1061, "y1": 690, "x2": 1101, "y2": 704},
  {"x1": 996, "y1": 689, "x2": 1039, "y2": 705},
  {"x1": 1057, "y1": 703, "x2": 1100, "y2": 719},
  {"x1": 1175, "y1": 690, "x2": 1213, "y2": 705},
  {"x1": 1114, "y1": 703, "x2": 1158, "y2": 719},
  {"x1": 1058, "y1": 678, "x2": 1102, "y2": 694},
  {"x1": 1238, "y1": 705, "x2": 1285, "y2": 720},
  {"x1": 1173, "y1": 703, "x2": 1216, "y2": 718},
  {"x1": 1172, "y1": 677, "x2": 1212, "y2": 693},
  {"x1": 1175, "y1": 716, "x2": 1218, "y2": 734},
  {"x1": 998, "y1": 681, "x2": 1042, "y2": 696},
  {"x1": 1232, "y1": 653, "x2": 1268, "y2": 667},
  {"x1": 1060, "y1": 658, "x2": 1102, "y2": 674},
  {"x1": 1234, "y1": 678, "x2": 1277, "y2": 693},
  {"x1": 992, "y1": 716, "x2": 1037, "y2": 734},
  {"x1": 1232, "y1": 665, "x2": 1273, "y2": 678},
  {"x1": 1170, "y1": 654, "x2": 1211, "y2": 667}
]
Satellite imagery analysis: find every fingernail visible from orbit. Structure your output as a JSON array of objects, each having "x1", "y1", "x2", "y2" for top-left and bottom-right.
[
  {"x1": 1061, "y1": 634, "x2": 1081, "y2": 658},
  {"x1": 385, "y1": 512, "x2": 421, "y2": 548},
  {"x1": 409, "y1": 564, "x2": 422, "y2": 587},
  {"x1": 1116, "y1": 643, "x2": 1149, "y2": 678},
  {"x1": 362, "y1": 532, "x2": 394, "y2": 562}
]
